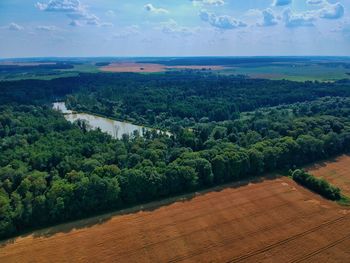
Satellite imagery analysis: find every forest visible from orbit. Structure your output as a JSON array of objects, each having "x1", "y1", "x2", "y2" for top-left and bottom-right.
[{"x1": 1, "y1": 71, "x2": 350, "y2": 239}]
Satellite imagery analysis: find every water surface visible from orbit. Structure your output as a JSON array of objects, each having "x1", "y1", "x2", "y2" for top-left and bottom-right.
[{"x1": 53, "y1": 102, "x2": 164, "y2": 139}]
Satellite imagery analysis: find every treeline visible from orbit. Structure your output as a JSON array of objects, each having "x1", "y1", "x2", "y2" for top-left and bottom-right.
[
  {"x1": 1, "y1": 96, "x2": 350, "y2": 239},
  {"x1": 1, "y1": 72, "x2": 350, "y2": 126},
  {"x1": 291, "y1": 169, "x2": 341, "y2": 200},
  {"x1": 0, "y1": 63, "x2": 74, "y2": 73}
]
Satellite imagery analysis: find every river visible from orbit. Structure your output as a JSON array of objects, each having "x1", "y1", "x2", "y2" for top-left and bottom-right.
[{"x1": 53, "y1": 102, "x2": 168, "y2": 139}]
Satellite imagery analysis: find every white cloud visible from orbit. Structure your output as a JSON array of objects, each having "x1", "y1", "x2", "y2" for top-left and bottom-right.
[
  {"x1": 280, "y1": 1, "x2": 344, "y2": 28},
  {"x1": 36, "y1": 25, "x2": 58, "y2": 31},
  {"x1": 144, "y1": 4, "x2": 169, "y2": 14},
  {"x1": 273, "y1": 0, "x2": 292, "y2": 7},
  {"x1": 66, "y1": 11, "x2": 98, "y2": 23},
  {"x1": 199, "y1": 10, "x2": 247, "y2": 30},
  {"x1": 36, "y1": 0, "x2": 105, "y2": 26},
  {"x1": 7, "y1": 23, "x2": 24, "y2": 31},
  {"x1": 35, "y1": 0, "x2": 83, "y2": 12},
  {"x1": 258, "y1": 8, "x2": 278, "y2": 26},
  {"x1": 191, "y1": 0, "x2": 225, "y2": 6},
  {"x1": 283, "y1": 8, "x2": 315, "y2": 27},
  {"x1": 319, "y1": 2, "x2": 344, "y2": 19}
]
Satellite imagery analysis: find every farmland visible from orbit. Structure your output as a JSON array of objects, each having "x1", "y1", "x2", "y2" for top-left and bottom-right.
[
  {"x1": 306, "y1": 155, "x2": 350, "y2": 197},
  {"x1": 1, "y1": 57, "x2": 350, "y2": 82},
  {"x1": 99, "y1": 62, "x2": 225, "y2": 73},
  {"x1": 1, "y1": 176, "x2": 349, "y2": 263}
]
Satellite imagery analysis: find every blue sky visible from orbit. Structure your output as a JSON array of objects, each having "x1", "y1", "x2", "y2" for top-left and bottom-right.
[{"x1": 0, "y1": 0, "x2": 349, "y2": 58}]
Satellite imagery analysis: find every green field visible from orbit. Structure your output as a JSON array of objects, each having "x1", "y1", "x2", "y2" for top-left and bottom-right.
[{"x1": 219, "y1": 64, "x2": 350, "y2": 82}]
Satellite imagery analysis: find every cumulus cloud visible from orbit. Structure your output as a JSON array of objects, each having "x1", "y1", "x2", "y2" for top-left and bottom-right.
[
  {"x1": 199, "y1": 10, "x2": 247, "y2": 30},
  {"x1": 272, "y1": 0, "x2": 292, "y2": 6},
  {"x1": 319, "y1": 2, "x2": 344, "y2": 19},
  {"x1": 280, "y1": 1, "x2": 344, "y2": 28},
  {"x1": 283, "y1": 8, "x2": 315, "y2": 27},
  {"x1": 191, "y1": 0, "x2": 225, "y2": 6},
  {"x1": 7, "y1": 23, "x2": 24, "y2": 31},
  {"x1": 258, "y1": 8, "x2": 278, "y2": 26},
  {"x1": 144, "y1": 4, "x2": 169, "y2": 14},
  {"x1": 35, "y1": 0, "x2": 83, "y2": 12},
  {"x1": 36, "y1": 0, "x2": 104, "y2": 26}
]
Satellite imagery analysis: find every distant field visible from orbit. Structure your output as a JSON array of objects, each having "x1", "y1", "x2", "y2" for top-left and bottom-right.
[
  {"x1": 219, "y1": 64, "x2": 350, "y2": 82},
  {"x1": 1, "y1": 177, "x2": 349, "y2": 263},
  {"x1": 100, "y1": 62, "x2": 166, "y2": 73},
  {"x1": 306, "y1": 155, "x2": 350, "y2": 196},
  {"x1": 99, "y1": 62, "x2": 225, "y2": 73},
  {"x1": 1, "y1": 58, "x2": 349, "y2": 82}
]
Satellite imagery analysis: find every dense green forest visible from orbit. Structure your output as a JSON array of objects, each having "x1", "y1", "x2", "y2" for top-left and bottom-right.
[
  {"x1": 1, "y1": 72, "x2": 350, "y2": 127},
  {"x1": 1, "y1": 72, "x2": 350, "y2": 239}
]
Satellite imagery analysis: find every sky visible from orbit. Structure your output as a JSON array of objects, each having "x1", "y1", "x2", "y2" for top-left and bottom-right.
[{"x1": 0, "y1": 0, "x2": 349, "y2": 58}]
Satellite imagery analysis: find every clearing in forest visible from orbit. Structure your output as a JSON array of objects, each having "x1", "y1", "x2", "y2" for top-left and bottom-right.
[{"x1": 1, "y1": 176, "x2": 350, "y2": 263}]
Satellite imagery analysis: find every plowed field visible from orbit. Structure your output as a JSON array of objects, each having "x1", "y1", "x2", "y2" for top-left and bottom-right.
[
  {"x1": 306, "y1": 154, "x2": 350, "y2": 196},
  {"x1": 1, "y1": 177, "x2": 349, "y2": 263}
]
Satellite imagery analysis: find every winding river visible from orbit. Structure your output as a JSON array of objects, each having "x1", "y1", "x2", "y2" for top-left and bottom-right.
[{"x1": 53, "y1": 102, "x2": 167, "y2": 139}]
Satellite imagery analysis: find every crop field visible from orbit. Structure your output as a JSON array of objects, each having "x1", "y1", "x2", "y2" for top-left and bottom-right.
[
  {"x1": 219, "y1": 64, "x2": 350, "y2": 82},
  {"x1": 100, "y1": 62, "x2": 166, "y2": 73},
  {"x1": 306, "y1": 154, "x2": 350, "y2": 196},
  {"x1": 1, "y1": 176, "x2": 349, "y2": 263},
  {"x1": 99, "y1": 62, "x2": 225, "y2": 73}
]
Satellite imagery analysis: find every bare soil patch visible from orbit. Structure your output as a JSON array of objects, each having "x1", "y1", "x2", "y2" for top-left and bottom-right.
[
  {"x1": 1, "y1": 177, "x2": 349, "y2": 262},
  {"x1": 99, "y1": 62, "x2": 226, "y2": 73},
  {"x1": 100, "y1": 63, "x2": 166, "y2": 73},
  {"x1": 306, "y1": 154, "x2": 350, "y2": 196}
]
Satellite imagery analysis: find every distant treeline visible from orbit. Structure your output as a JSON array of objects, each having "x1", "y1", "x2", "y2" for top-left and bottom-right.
[{"x1": 0, "y1": 63, "x2": 74, "y2": 73}]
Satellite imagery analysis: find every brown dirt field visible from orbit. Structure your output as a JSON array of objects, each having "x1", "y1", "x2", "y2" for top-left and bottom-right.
[
  {"x1": 99, "y1": 63, "x2": 226, "y2": 73},
  {"x1": 306, "y1": 154, "x2": 350, "y2": 196},
  {"x1": 1, "y1": 176, "x2": 349, "y2": 262},
  {"x1": 100, "y1": 63, "x2": 166, "y2": 73}
]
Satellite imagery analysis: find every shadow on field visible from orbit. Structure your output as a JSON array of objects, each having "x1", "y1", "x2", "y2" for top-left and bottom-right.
[
  {"x1": 304, "y1": 154, "x2": 350, "y2": 171},
  {"x1": 0, "y1": 173, "x2": 281, "y2": 247}
]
